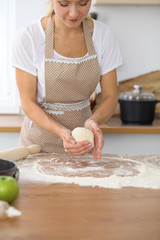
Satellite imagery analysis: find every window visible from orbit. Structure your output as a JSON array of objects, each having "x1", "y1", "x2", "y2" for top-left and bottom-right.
[{"x1": 0, "y1": 0, "x2": 20, "y2": 114}]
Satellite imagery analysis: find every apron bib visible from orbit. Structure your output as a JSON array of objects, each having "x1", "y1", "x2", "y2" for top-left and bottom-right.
[{"x1": 19, "y1": 16, "x2": 101, "y2": 153}]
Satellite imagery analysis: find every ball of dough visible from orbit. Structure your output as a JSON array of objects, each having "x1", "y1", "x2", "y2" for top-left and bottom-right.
[{"x1": 72, "y1": 127, "x2": 94, "y2": 147}]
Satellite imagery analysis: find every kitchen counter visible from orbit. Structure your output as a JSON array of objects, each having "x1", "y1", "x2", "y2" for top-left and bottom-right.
[
  {"x1": 0, "y1": 114, "x2": 160, "y2": 134},
  {"x1": 0, "y1": 153, "x2": 160, "y2": 240},
  {"x1": 0, "y1": 115, "x2": 24, "y2": 133},
  {"x1": 101, "y1": 115, "x2": 160, "y2": 134}
]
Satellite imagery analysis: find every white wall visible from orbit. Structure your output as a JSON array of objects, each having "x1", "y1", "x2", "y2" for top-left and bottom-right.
[
  {"x1": 91, "y1": 4, "x2": 160, "y2": 82},
  {"x1": 15, "y1": 0, "x2": 47, "y2": 29},
  {"x1": 15, "y1": 1, "x2": 160, "y2": 83}
]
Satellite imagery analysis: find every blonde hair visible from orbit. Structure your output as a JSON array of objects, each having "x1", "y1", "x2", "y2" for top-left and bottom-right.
[{"x1": 47, "y1": 0, "x2": 55, "y2": 16}]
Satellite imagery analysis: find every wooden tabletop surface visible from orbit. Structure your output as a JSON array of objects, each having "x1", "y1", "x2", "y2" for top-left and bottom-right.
[{"x1": 0, "y1": 181, "x2": 160, "y2": 240}]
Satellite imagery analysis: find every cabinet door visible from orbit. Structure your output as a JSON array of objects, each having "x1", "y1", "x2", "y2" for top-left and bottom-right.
[{"x1": 93, "y1": 0, "x2": 160, "y2": 4}]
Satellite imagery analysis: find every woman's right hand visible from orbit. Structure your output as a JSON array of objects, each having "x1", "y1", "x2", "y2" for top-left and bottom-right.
[{"x1": 61, "y1": 129, "x2": 93, "y2": 156}]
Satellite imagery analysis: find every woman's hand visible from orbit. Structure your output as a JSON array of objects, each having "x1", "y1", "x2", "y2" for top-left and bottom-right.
[
  {"x1": 84, "y1": 119, "x2": 104, "y2": 160},
  {"x1": 61, "y1": 129, "x2": 93, "y2": 156}
]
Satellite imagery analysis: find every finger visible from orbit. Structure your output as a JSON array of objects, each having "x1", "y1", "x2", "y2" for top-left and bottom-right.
[
  {"x1": 94, "y1": 129, "x2": 103, "y2": 150},
  {"x1": 93, "y1": 131, "x2": 104, "y2": 160},
  {"x1": 97, "y1": 133, "x2": 104, "y2": 155},
  {"x1": 64, "y1": 135, "x2": 76, "y2": 145},
  {"x1": 65, "y1": 141, "x2": 93, "y2": 155},
  {"x1": 91, "y1": 132, "x2": 98, "y2": 160},
  {"x1": 65, "y1": 141, "x2": 92, "y2": 150},
  {"x1": 98, "y1": 151, "x2": 102, "y2": 159},
  {"x1": 92, "y1": 147, "x2": 97, "y2": 161},
  {"x1": 71, "y1": 148, "x2": 92, "y2": 156},
  {"x1": 68, "y1": 145, "x2": 92, "y2": 155}
]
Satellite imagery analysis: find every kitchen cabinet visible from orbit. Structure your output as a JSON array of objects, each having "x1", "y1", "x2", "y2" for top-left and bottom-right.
[
  {"x1": 0, "y1": 133, "x2": 19, "y2": 151},
  {"x1": 0, "y1": 132, "x2": 159, "y2": 154},
  {"x1": 0, "y1": 115, "x2": 23, "y2": 151},
  {"x1": 101, "y1": 116, "x2": 160, "y2": 154},
  {"x1": 93, "y1": 0, "x2": 160, "y2": 4},
  {"x1": 0, "y1": 115, "x2": 160, "y2": 153}
]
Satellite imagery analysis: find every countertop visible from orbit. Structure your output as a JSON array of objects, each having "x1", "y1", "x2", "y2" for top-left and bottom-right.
[
  {"x1": 101, "y1": 115, "x2": 160, "y2": 134},
  {"x1": 0, "y1": 114, "x2": 160, "y2": 134},
  {"x1": 0, "y1": 153, "x2": 160, "y2": 240},
  {"x1": 1, "y1": 182, "x2": 160, "y2": 240}
]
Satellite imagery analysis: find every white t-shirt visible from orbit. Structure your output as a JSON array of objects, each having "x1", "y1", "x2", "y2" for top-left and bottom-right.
[{"x1": 11, "y1": 18, "x2": 122, "y2": 103}]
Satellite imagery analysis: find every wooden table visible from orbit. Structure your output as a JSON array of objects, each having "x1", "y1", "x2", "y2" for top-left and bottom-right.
[{"x1": 0, "y1": 180, "x2": 160, "y2": 240}]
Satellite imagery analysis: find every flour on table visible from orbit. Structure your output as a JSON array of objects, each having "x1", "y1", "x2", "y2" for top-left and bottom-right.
[{"x1": 17, "y1": 153, "x2": 160, "y2": 189}]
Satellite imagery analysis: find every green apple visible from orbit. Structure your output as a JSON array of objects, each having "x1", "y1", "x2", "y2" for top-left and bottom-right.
[{"x1": 0, "y1": 176, "x2": 19, "y2": 203}]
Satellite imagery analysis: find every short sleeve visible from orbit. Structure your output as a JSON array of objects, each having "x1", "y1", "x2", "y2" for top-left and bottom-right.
[
  {"x1": 101, "y1": 28, "x2": 122, "y2": 75},
  {"x1": 11, "y1": 28, "x2": 37, "y2": 76}
]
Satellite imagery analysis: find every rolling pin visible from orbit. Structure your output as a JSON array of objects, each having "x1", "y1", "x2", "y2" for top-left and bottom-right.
[{"x1": 0, "y1": 145, "x2": 41, "y2": 162}]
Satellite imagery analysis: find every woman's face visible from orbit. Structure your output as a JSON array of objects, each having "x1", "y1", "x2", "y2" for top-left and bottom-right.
[{"x1": 52, "y1": 0, "x2": 92, "y2": 28}]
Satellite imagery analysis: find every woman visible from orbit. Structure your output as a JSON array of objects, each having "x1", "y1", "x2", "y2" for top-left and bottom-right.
[{"x1": 12, "y1": 0, "x2": 122, "y2": 160}]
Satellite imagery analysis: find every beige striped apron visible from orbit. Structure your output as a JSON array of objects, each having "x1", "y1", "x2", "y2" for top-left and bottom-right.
[{"x1": 19, "y1": 16, "x2": 101, "y2": 153}]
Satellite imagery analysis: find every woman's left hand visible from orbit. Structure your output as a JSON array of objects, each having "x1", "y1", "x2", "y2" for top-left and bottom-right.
[{"x1": 84, "y1": 119, "x2": 104, "y2": 161}]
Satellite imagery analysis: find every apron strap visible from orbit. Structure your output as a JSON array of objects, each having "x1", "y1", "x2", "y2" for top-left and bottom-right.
[
  {"x1": 45, "y1": 16, "x2": 54, "y2": 59},
  {"x1": 82, "y1": 19, "x2": 96, "y2": 56},
  {"x1": 45, "y1": 16, "x2": 96, "y2": 59}
]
